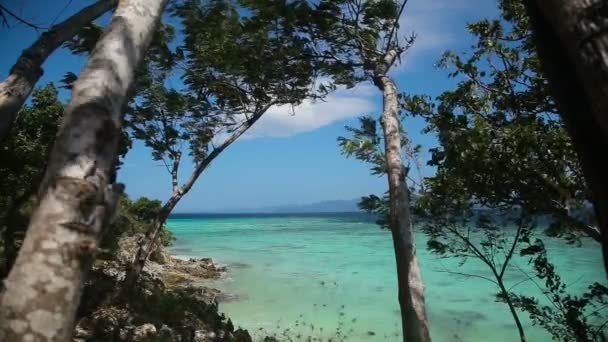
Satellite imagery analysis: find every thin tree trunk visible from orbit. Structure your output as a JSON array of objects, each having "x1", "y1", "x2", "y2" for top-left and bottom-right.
[
  {"x1": 496, "y1": 275, "x2": 527, "y2": 342},
  {"x1": 374, "y1": 49, "x2": 431, "y2": 342},
  {"x1": 123, "y1": 103, "x2": 275, "y2": 287},
  {"x1": 0, "y1": 0, "x2": 166, "y2": 340},
  {"x1": 0, "y1": 0, "x2": 117, "y2": 142},
  {"x1": 524, "y1": 0, "x2": 608, "y2": 276},
  {"x1": 496, "y1": 218, "x2": 527, "y2": 342},
  {"x1": 123, "y1": 194, "x2": 180, "y2": 289},
  {"x1": 449, "y1": 216, "x2": 527, "y2": 341}
]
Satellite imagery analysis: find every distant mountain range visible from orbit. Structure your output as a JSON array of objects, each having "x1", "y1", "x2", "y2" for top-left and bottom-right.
[
  {"x1": 264, "y1": 199, "x2": 361, "y2": 213},
  {"x1": 198, "y1": 199, "x2": 363, "y2": 214}
]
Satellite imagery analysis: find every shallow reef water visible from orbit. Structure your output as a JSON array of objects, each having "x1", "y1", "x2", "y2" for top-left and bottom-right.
[{"x1": 169, "y1": 213, "x2": 603, "y2": 341}]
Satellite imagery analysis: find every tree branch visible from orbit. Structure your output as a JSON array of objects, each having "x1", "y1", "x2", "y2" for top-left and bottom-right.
[
  {"x1": 0, "y1": 0, "x2": 118, "y2": 142},
  {"x1": 171, "y1": 151, "x2": 182, "y2": 194},
  {"x1": 385, "y1": 0, "x2": 409, "y2": 53},
  {"x1": 178, "y1": 100, "x2": 276, "y2": 196},
  {"x1": 434, "y1": 268, "x2": 499, "y2": 285},
  {"x1": 500, "y1": 216, "x2": 525, "y2": 279},
  {"x1": 0, "y1": 4, "x2": 46, "y2": 30},
  {"x1": 448, "y1": 225, "x2": 496, "y2": 271}
]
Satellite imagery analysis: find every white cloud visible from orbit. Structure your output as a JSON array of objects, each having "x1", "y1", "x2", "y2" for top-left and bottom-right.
[
  {"x1": 244, "y1": 83, "x2": 378, "y2": 138},
  {"x1": 394, "y1": 0, "x2": 497, "y2": 71}
]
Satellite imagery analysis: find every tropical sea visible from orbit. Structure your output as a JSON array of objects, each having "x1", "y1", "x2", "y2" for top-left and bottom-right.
[{"x1": 168, "y1": 212, "x2": 604, "y2": 341}]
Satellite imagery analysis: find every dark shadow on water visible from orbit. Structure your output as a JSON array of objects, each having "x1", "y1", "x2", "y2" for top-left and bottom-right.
[
  {"x1": 170, "y1": 247, "x2": 194, "y2": 254},
  {"x1": 445, "y1": 309, "x2": 487, "y2": 322},
  {"x1": 230, "y1": 262, "x2": 253, "y2": 269},
  {"x1": 449, "y1": 297, "x2": 473, "y2": 303},
  {"x1": 217, "y1": 292, "x2": 246, "y2": 303}
]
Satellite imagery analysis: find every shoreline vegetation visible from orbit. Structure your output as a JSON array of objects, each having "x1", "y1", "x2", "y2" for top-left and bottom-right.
[{"x1": 73, "y1": 233, "x2": 252, "y2": 342}]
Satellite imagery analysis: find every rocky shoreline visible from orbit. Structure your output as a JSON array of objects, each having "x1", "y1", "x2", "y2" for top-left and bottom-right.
[
  {"x1": 160, "y1": 256, "x2": 227, "y2": 301},
  {"x1": 110, "y1": 235, "x2": 229, "y2": 299},
  {"x1": 73, "y1": 235, "x2": 251, "y2": 342}
]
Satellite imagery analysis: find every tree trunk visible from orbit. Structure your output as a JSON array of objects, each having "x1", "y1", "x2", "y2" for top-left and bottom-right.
[
  {"x1": 374, "y1": 49, "x2": 431, "y2": 342},
  {"x1": 123, "y1": 193, "x2": 180, "y2": 289},
  {"x1": 0, "y1": 0, "x2": 166, "y2": 340},
  {"x1": 530, "y1": 0, "x2": 608, "y2": 136},
  {"x1": 123, "y1": 103, "x2": 275, "y2": 287},
  {"x1": 524, "y1": 0, "x2": 608, "y2": 275},
  {"x1": 0, "y1": 0, "x2": 117, "y2": 142},
  {"x1": 496, "y1": 276, "x2": 526, "y2": 342}
]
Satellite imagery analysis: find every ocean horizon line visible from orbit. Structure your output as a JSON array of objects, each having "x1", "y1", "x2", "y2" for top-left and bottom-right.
[{"x1": 169, "y1": 211, "x2": 367, "y2": 217}]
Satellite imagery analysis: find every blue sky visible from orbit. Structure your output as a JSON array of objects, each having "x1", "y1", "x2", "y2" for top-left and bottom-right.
[{"x1": 0, "y1": 0, "x2": 497, "y2": 212}]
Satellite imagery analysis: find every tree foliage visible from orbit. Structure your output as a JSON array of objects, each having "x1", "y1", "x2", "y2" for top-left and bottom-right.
[
  {"x1": 305, "y1": 0, "x2": 415, "y2": 87},
  {"x1": 130, "y1": 0, "x2": 329, "y2": 180},
  {"x1": 179, "y1": 0, "x2": 320, "y2": 110},
  {"x1": 399, "y1": 0, "x2": 608, "y2": 340},
  {"x1": 0, "y1": 84, "x2": 62, "y2": 208},
  {"x1": 509, "y1": 241, "x2": 608, "y2": 341},
  {"x1": 100, "y1": 196, "x2": 173, "y2": 256},
  {"x1": 0, "y1": 84, "x2": 63, "y2": 273},
  {"x1": 403, "y1": 0, "x2": 595, "y2": 243}
]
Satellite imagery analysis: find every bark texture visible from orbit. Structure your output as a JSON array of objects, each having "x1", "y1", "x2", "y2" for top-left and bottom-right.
[
  {"x1": 0, "y1": 0, "x2": 117, "y2": 142},
  {"x1": 524, "y1": 0, "x2": 608, "y2": 275},
  {"x1": 124, "y1": 104, "x2": 274, "y2": 287},
  {"x1": 373, "y1": 49, "x2": 431, "y2": 342},
  {"x1": 0, "y1": 0, "x2": 167, "y2": 341}
]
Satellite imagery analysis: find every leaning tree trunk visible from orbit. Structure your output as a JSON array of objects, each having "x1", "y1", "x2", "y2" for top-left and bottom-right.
[
  {"x1": 0, "y1": 0, "x2": 166, "y2": 341},
  {"x1": 123, "y1": 104, "x2": 274, "y2": 287},
  {"x1": 524, "y1": 0, "x2": 608, "y2": 275},
  {"x1": 373, "y1": 49, "x2": 432, "y2": 342},
  {"x1": 0, "y1": 0, "x2": 117, "y2": 142},
  {"x1": 123, "y1": 193, "x2": 181, "y2": 289},
  {"x1": 495, "y1": 275, "x2": 527, "y2": 342}
]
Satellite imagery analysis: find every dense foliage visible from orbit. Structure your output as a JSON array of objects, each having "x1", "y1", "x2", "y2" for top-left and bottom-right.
[
  {"x1": 403, "y1": 0, "x2": 595, "y2": 243},
  {"x1": 0, "y1": 84, "x2": 63, "y2": 274},
  {"x1": 129, "y1": 0, "x2": 331, "y2": 173},
  {"x1": 101, "y1": 196, "x2": 174, "y2": 255},
  {"x1": 400, "y1": 0, "x2": 608, "y2": 340}
]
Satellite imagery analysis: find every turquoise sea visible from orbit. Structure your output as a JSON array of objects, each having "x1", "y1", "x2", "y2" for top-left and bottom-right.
[{"x1": 168, "y1": 213, "x2": 604, "y2": 341}]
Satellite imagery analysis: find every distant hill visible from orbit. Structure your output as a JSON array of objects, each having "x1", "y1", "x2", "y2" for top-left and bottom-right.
[
  {"x1": 174, "y1": 199, "x2": 364, "y2": 214},
  {"x1": 264, "y1": 199, "x2": 361, "y2": 213}
]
